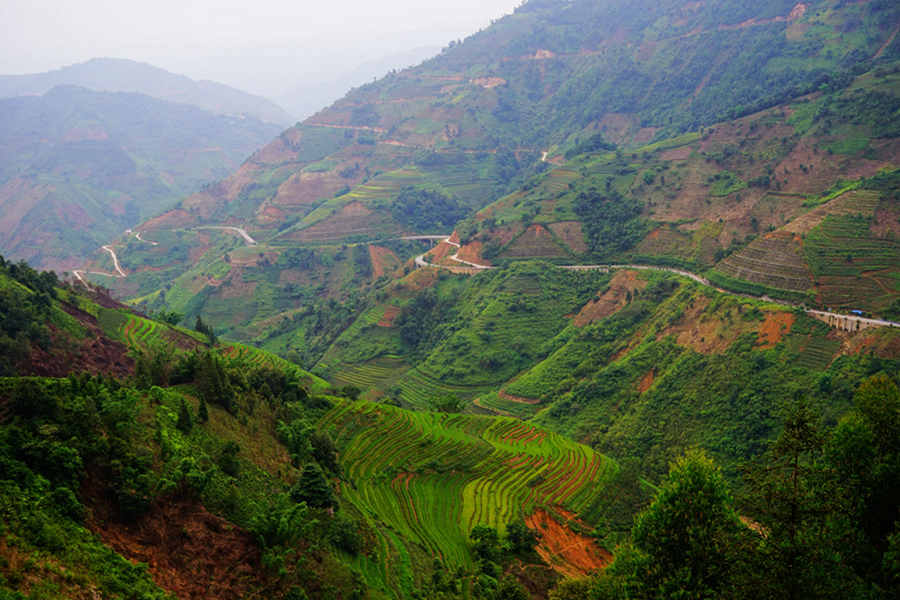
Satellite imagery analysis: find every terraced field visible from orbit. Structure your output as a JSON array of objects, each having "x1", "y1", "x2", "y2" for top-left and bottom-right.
[
  {"x1": 472, "y1": 391, "x2": 541, "y2": 420},
  {"x1": 804, "y1": 213, "x2": 900, "y2": 310},
  {"x1": 322, "y1": 401, "x2": 624, "y2": 585},
  {"x1": 397, "y1": 367, "x2": 491, "y2": 410},
  {"x1": 287, "y1": 202, "x2": 407, "y2": 243},
  {"x1": 795, "y1": 337, "x2": 840, "y2": 371},
  {"x1": 331, "y1": 356, "x2": 409, "y2": 390},
  {"x1": 636, "y1": 226, "x2": 693, "y2": 259},
  {"x1": 105, "y1": 310, "x2": 205, "y2": 350},
  {"x1": 220, "y1": 343, "x2": 331, "y2": 392},
  {"x1": 498, "y1": 225, "x2": 571, "y2": 260},
  {"x1": 544, "y1": 168, "x2": 581, "y2": 194},
  {"x1": 715, "y1": 231, "x2": 814, "y2": 292},
  {"x1": 418, "y1": 162, "x2": 493, "y2": 203}
]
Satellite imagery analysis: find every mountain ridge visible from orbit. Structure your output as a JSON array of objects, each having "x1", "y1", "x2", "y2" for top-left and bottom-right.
[
  {"x1": 0, "y1": 57, "x2": 294, "y2": 126},
  {"x1": 0, "y1": 84, "x2": 283, "y2": 271}
]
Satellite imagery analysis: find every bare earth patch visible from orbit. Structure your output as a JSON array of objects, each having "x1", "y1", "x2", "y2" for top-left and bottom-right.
[
  {"x1": 455, "y1": 240, "x2": 488, "y2": 266},
  {"x1": 756, "y1": 311, "x2": 795, "y2": 349},
  {"x1": 88, "y1": 497, "x2": 264, "y2": 600},
  {"x1": 525, "y1": 508, "x2": 611, "y2": 578},
  {"x1": 660, "y1": 147, "x2": 692, "y2": 161},
  {"x1": 637, "y1": 370, "x2": 655, "y2": 393},
  {"x1": 378, "y1": 305, "x2": 401, "y2": 327},
  {"x1": 369, "y1": 245, "x2": 399, "y2": 279},
  {"x1": 574, "y1": 270, "x2": 648, "y2": 327},
  {"x1": 498, "y1": 389, "x2": 541, "y2": 405}
]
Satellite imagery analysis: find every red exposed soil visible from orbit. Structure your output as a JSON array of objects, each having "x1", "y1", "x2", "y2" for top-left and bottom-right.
[
  {"x1": 378, "y1": 305, "x2": 400, "y2": 327},
  {"x1": 455, "y1": 241, "x2": 488, "y2": 266},
  {"x1": 574, "y1": 270, "x2": 647, "y2": 327},
  {"x1": 637, "y1": 370, "x2": 655, "y2": 393},
  {"x1": 756, "y1": 311, "x2": 795, "y2": 349},
  {"x1": 87, "y1": 496, "x2": 264, "y2": 600},
  {"x1": 525, "y1": 509, "x2": 611, "y2": 578},
  {"x1": 837, "y1": 327, "x2": 900, "y2": 360},
  {"x1": 661, "y1": 296, "x2": 737, "y2": 354},
  {"x1": 397, "y1": 267, "x2": 441, "y2": 294},
  {"x1": 16, "y1": 302, "x2": 134, "y2": 378},
  {"x1": 498, "y1": 389, "x2": 541, "y2": 405},
  {"x1": 257, "y1": 205, "x2": 285, "y2": 225},
  {"x1": 429, "y1": 240, "x2": 455, "y2": 264},
  {"x1": 370, "y1": 245, "x2": 398, "y2": 279}
]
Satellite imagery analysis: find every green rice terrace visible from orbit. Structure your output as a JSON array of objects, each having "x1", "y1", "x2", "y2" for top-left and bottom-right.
[{"x1": 319, "y1": 400, "x2": 646, "y2": 594}]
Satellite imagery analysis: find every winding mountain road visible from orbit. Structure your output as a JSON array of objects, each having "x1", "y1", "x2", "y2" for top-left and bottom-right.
[
  {"x1": 411, "y1": 236, "x2": 900, "y2": 331},
  {"x1": 102, "y1": 245, "x2": 126, "y2": 277},
  {"x1": 197, "y1": 226, "x2": 257, "y2": 245},
  {"x1": 75, "y1": 225, "x2": 258, "y2": 285}
]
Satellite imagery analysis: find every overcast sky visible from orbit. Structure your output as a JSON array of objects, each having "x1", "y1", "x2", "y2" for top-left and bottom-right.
[{"x1": 1, "y1": 0, "x2": 521, "y2": 96}]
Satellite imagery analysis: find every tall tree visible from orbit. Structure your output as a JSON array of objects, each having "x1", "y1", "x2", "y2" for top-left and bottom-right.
[
  {"x1": 739, "y1": 399, "x2": 861, "y2": 600},
  {"x1": 290, "y1": 463, "x2": 335, "y2": 509},
  {"x1": 628, "y1": 448, "x2": 748, "y2": 599},
  {"x1": 826, "y1": 375, "x2": 900, "y2": 594}
]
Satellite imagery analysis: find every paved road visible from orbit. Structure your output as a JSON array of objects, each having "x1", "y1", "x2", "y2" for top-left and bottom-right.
[
  {"x1": 134, "y1": 231, "x2": 158, "y2": 246},
  {"x1": 807, "y1": 309, "x2": 900, "y2": 329},
  {"x1": 198, "y1": 226, "x2": 257, "y2": 246},
  {"x1": 413, "y1": 236, "x2": 897, "y2": 331},
  {"x1": 102, "y1": 245, "x2": 126, "y2": 277}
]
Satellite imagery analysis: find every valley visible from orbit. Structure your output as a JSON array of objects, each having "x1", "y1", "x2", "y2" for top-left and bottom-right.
[{"x1": 4, "y1": 0, "x2": 900, "y2": 598}]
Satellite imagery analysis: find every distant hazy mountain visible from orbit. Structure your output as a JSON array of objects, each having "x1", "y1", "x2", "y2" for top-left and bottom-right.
[
  {"x1": 0, "y1": 58, "x2": 294, "y2": 127},
  {"x1": 0, "y1": 85, "x2": 284, "y2": 272},
  {"x1": 275, "y1": 45, "x2": 442, "y2": 121}
]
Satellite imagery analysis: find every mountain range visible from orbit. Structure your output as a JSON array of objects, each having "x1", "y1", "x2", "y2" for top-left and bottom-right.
[
  {"x1": 4, "y1": 0, "x2": 900, "y2": 598},
  {"x1": 0, "y1": 84, "x2": 283, "y2": 272},
  {"x1": 0, "y1": 57, "x2": 294, "y2": 126}
]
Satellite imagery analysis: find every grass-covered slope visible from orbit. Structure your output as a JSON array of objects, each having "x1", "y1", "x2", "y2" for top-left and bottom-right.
[
  {"x1": 4, "y1": 256, "x2": 641, "y2": 599},
  {"x1": 310, "y1": 262, "x2": 609, "y2": 408}
]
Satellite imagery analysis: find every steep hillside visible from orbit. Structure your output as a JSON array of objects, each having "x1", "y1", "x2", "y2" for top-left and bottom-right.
[
  {"x1": 0, "y1": 85, "x2": 283, "y2": 271},
  {"x1": 0, "y1": 57, "x2": 294, "y2": 126},
  {"x1": 0, "y1": 256, "x2": 640, "y2": 599},
  {"x1": 454, "y1": 62, "x2": 900, "y2": 312},
  {"x1": 111, "y1": 0, "x2": 895, "y2": 237},
  {"x1": 97, "y1": 0, "x2": 900, "y2": 329}
]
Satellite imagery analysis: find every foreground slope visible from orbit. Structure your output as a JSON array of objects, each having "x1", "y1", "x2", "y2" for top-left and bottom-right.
[{"x1": 1, "y1": 258, "x2": 635, "y2": 599}]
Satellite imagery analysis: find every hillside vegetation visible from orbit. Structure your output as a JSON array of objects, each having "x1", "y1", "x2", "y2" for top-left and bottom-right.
[
  {"x1": 14, "y1": 0, "x2": 900, "y2": 597},
  {"x1": 1, "y1": 256, "x2": 641, "y2": 599},
  {"x1": 0, "y1": 86, "x2": 283, "y2": 272}
]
